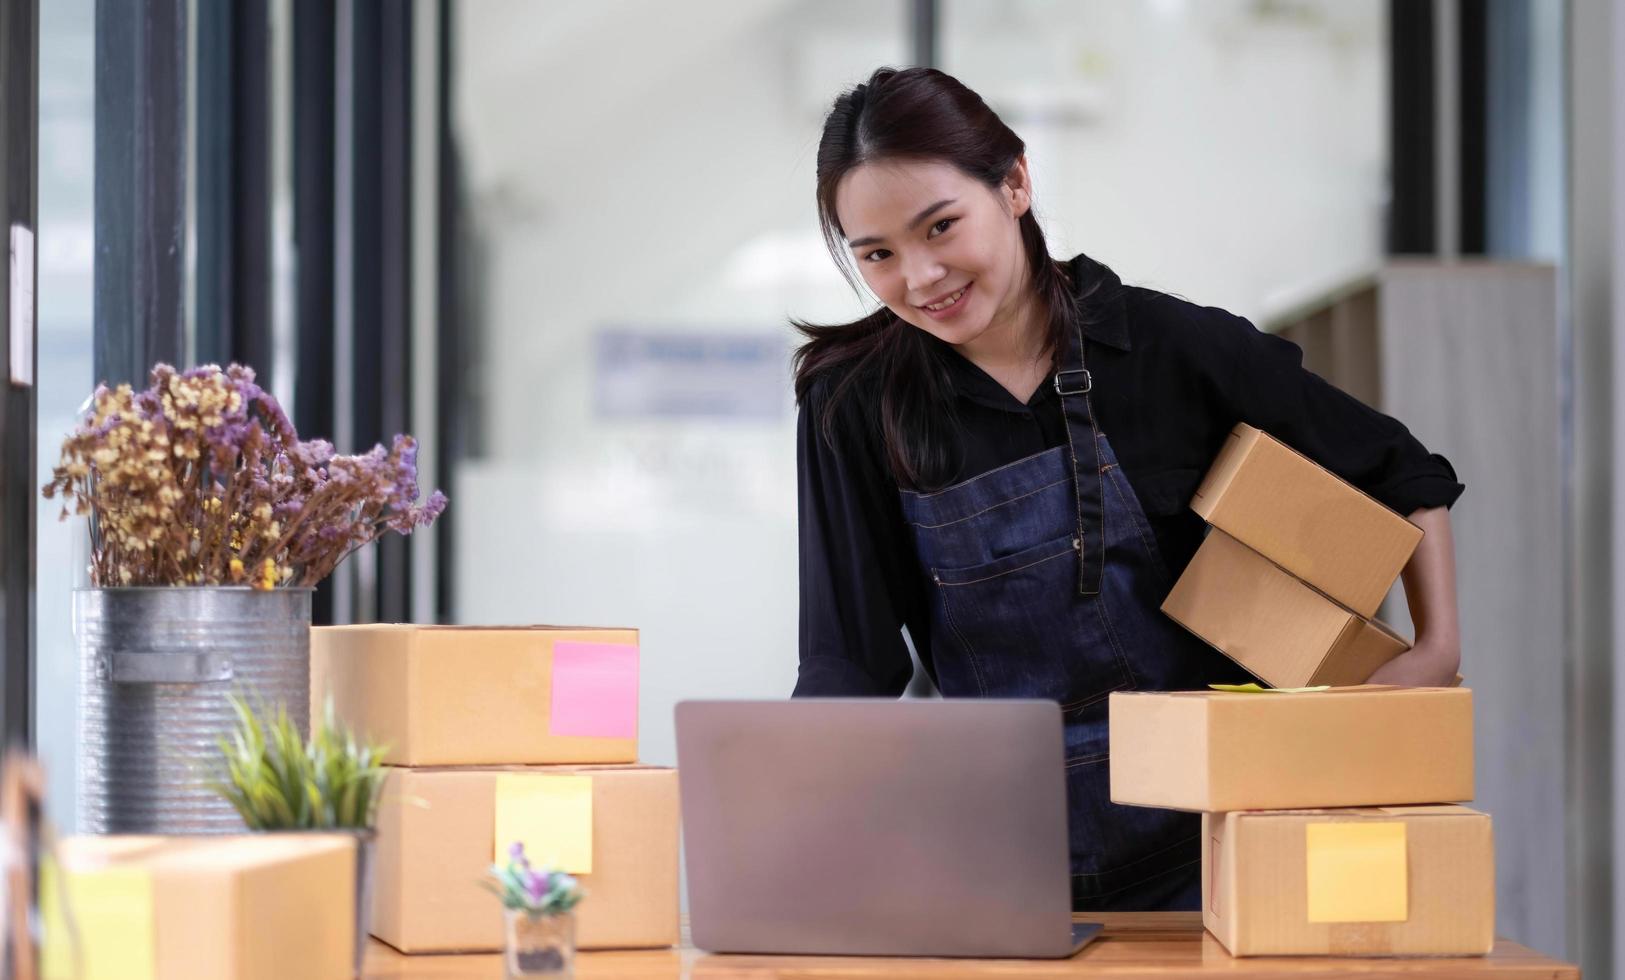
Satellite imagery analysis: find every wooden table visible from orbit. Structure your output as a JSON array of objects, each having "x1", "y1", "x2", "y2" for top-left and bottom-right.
[{"x1": 361, "y1": 912, "x2": 1579, "y2": 978}]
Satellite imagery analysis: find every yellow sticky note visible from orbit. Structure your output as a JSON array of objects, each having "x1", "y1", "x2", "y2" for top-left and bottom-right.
[
  {"x1": 40, "y1": 858, "x2": 157, "y2": 980},
  {"x1": 494, "y1": 773, "x2": 594, "y2": 873},
  {"x1": 1305, "y1": 822, "x2": 1409, "y2": 923}
]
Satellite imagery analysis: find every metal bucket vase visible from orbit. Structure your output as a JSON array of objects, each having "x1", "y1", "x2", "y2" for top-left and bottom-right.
[
  {"x1": 352, "y1": 828, "x2": 378, "y2": 976},
  {"x1": 76, "y1": 586, "x2": 313, "y2": 834}
]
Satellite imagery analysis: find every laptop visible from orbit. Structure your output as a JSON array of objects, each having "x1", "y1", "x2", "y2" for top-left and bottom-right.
[{"x1": 674, "y1": 699, "x2": 1102, "y2": 958}]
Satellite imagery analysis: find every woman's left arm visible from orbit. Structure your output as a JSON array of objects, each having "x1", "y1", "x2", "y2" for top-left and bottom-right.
[
  {"x1": 1364, "y1": 505, "x2": 1461, "y2": 686},
  {"x1": 1171, "y1": 297, "x2": 1466, "y2": 686}
]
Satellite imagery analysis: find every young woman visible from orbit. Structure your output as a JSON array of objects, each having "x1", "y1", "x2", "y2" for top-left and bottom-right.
[{"x1": 790, "y1": 67, "x2": 1464, "y2": 912}]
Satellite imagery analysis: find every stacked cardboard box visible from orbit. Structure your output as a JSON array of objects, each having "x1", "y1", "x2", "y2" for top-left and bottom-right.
[
  {"x1": 1163, "y1": 422, "x2": 1422, "y2": 687},
  {"x1": 1109, "y1": 686, "x2": 1491, "y2": 956},
  {"x1": 42, "y1": 834, "x2": 358, "y2": 980},
  {"x1": 1204, "y1": 804, "x2": 1492, "y2": 957},
  {"x1": 312, "y1": 625, "x2": 680, "y2": 954},
  {"x1": 1112, "y1": 425, "x2": 1490, "y2": 957},
  {"x1": 1108, "y1": 686, "x2": 1475, "y2": 814}
]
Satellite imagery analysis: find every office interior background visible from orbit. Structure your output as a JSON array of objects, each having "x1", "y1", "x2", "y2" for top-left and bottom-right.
[{"x1": 2, "y1": 0, "x2": 1623, "y2": 973}]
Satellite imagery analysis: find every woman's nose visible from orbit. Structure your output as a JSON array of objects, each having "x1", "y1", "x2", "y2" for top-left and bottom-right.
[{"x1": 901, "y1": 253, "x2": 945, "y2": 295}]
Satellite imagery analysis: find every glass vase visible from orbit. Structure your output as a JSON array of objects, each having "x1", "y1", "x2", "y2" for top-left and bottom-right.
[{"x1": 504, "y1": 908, "x2": 576, "y2": 978}]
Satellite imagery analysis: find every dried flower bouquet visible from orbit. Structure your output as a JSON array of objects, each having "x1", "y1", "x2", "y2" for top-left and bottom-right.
[{"x1": 43, "y1": 363, "x2": 446, "y2": 588}]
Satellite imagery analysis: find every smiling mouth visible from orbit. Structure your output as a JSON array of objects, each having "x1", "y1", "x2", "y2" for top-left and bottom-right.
[{"x1": 919, "y1": 285, "x2": 970, "y2": 312}]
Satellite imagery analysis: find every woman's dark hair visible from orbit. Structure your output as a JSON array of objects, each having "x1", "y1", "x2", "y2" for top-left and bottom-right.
[{"x1": 791, "y1": 66, "x2": 1109, "y2": 491}]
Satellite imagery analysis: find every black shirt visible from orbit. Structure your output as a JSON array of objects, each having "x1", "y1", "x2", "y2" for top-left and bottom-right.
[{"x1": 794, "y1": 254, "x2": 1465, "y2": 698}]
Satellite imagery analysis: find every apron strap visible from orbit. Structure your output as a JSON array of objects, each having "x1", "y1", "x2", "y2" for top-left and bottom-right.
[{"x1": 1056, "y1": 326, "x2": 1105, "y2": 596}]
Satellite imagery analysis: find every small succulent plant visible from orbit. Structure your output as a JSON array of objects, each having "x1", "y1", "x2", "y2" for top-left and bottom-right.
[
  {"x1": 211, "y1": 693, "x2": 388, "y2": 830},
  {"x1": 484, "y1": 842, "x2": 585, "y2": 917}
]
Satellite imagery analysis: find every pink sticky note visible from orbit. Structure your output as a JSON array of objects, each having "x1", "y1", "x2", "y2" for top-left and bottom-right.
[{"x1": 550, "y1": 641, "x2": 639, "y2": 738}]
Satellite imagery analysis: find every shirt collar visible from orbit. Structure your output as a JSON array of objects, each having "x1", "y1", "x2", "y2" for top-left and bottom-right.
[{"x1": 1067, "y1": 253, "x2": 1132, "y2": 353}]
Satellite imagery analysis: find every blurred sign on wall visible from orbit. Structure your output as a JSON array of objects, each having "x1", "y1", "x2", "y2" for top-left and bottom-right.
[{"x1": 594, "y1": 328, "x2": 787, "y2": 419}]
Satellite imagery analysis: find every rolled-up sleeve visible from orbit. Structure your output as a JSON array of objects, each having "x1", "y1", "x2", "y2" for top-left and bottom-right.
[
  {"x1": 1202, "y1": 305, "x2": 1465, "y2": 515},
  {"x1": 793, "y1": 377, "x2": 921, "y2": 698}
]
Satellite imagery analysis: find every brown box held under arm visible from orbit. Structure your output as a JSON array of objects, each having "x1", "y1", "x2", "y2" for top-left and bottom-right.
[
  {"x1": 1191, "y1": 423, "x2": 1422, "y2": 618},
  {"x1": 1161, "y1": 529, "x2": 1410, "y2": 688}
]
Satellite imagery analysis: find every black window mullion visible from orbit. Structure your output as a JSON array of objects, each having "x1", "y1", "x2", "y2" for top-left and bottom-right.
[
  {"x1": 1387, "y1": 0, "x2": 1436, "y2": 255},
  {"x1": 93, "y1": 0, "x2": 186, "y2": 387},
  {"x1": 911, "y1": 0, "x2": 938, "y2": 68},
  {"x1": 376, "y1": 1, "x2": 412, "y2": 624},
  {"x1": 1458, "y1": 0, "x2": 1488, "y2": 255},
  {"x1": 196, "y1": 0, "x2": 274, "y2": 376},
  {"x1": 194, "y1": 0, "x2": 233, "y2": 367},
  {"x1": 434, "y1": 0, "x2": 458, "y2": 623},
  {"x1": 292, "y1": 0, "x2": 335, "y2": 625},
  {"x1": 230, "y1": 0, "x2": 273, "y2": 377},
  {"x1": 1, "y1": 0, "x2": 39, "y2": 747},
  {"x1": 346, "y1": 0, "x2": 412, "y2": 624}
]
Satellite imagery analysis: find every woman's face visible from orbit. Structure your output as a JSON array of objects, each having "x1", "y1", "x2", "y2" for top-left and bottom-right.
[{"x1": 833, "y1": 156, "x2": 1033, "y2": 352}]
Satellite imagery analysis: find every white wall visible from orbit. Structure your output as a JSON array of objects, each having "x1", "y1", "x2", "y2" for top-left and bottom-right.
[
  {"x1": 1377, "y1": 262, "x2": 1565, "y2": 961},
  {"x1": 1571, "y1": 0, "x2": 1620, "y2": 975},
  {"x1": 451, "y1": 0, "x2": 905, "y2": 769},
  {"x1": 944, "y1": 0, "x2": 1387, "y2": 320}
]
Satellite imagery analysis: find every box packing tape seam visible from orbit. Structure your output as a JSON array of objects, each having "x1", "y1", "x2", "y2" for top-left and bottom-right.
[
  {"x1": 1208, "y1": 833, "x2": 1222, "y2": 919},
  {"x1": 1208, "y1": 683, "x2": 1331, "y2": 694},
  {"x1": 1328, "y1": 922, "x2": 1400, "y2": 957}
]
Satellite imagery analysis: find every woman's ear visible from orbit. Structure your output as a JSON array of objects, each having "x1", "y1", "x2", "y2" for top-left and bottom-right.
[{"x1": 1005, "y1": 155, "x2": 1033, "y2": 218}]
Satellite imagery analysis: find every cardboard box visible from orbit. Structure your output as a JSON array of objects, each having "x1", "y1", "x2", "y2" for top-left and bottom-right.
[
  {"x1": 312, "y1": 624, "x2": 639, "y2": 766},
  {"x1": 1203, "y1": 805, "x2": 1494, "y2": 957},
  {"x1": 1109, "y1": 686, "x2": 1473, "y2": 812},
  {"x1": 44, "y1": 834, "x2": 355, "y2": 980},
  {"x1": 1163, "y1": 529, "x2": 1410, "y2": 688},
  {"x1": 1192, "y1": 423, "x2": 1423, "y2": 618},
  {"x1": 372, "y1": 764, "x2": 679, "y2": 953}
]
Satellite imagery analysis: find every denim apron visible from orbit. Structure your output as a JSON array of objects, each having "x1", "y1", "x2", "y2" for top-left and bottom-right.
[{"x1": 898, "y1": 324, "x2": 1247, "y2": 911}]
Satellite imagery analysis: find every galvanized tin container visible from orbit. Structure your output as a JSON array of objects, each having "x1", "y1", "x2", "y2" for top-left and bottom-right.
[
  {"x1": 352, "y1": 829, "x2": 378, "y2": 975},
  {"x1": 76, "y1": 586, "x2": 313, "y2": 834}
]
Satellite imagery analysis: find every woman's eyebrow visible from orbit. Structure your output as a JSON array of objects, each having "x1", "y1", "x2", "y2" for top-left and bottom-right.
[{"x1": 847, "y1": 199, "x2": 958, "y2": 249}]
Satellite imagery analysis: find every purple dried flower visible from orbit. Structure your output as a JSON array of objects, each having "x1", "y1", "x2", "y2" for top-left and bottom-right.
[
  {"x1": 422, "y1": 490, "x2": 449, "y2": 522},
  {"x1": 42, "y1": 361, "x2": 447, "y2": 589},
  {"x1": 295, "y1": 439, "x2": 336, "y2": 468}
]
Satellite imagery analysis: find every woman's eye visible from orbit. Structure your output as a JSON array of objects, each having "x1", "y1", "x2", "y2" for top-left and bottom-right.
[
  {"x1": 929, "y1": 218, "x2": 956, "y2": 237},
  {"x1": 863, "y1": 249, "x2": 891, "y2": 263}
]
